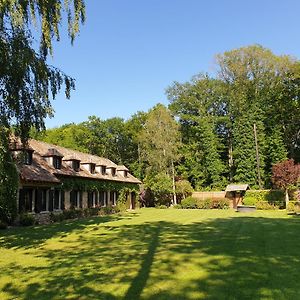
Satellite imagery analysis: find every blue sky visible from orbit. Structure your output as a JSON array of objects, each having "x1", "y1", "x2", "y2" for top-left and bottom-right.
[{"x1": 46, "y1": 0, "x2": 300, "y2": 128}]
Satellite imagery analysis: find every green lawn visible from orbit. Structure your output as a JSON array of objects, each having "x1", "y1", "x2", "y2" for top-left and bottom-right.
[{"x1": 1, "y1": 209, "x2": 300, "y2": 299}]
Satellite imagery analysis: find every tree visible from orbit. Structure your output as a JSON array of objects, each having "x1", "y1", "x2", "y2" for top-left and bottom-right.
[
  {"x1": 0, "y1": 1, "x2": 85, "y2": 223},
  {"x1": 0, "y1": 0, "x2": 85, "y2": 141},
  {"x1": 167, "y1": 75, "x2": 227, "y2": 189},
  {"x1": 272, "y1": 159, "x2": 300, "y2": 207},
  {"x1": 139, "y1": 104, "x2": 181, "y2": 204},
  {"x1": 0, "y1": 128, "x2": 18, "y2": 224}
]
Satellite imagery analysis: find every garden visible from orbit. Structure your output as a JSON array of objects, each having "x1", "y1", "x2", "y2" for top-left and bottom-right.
[{"x1": 1, "y1": 208, "x2": 300, "y2": 299}]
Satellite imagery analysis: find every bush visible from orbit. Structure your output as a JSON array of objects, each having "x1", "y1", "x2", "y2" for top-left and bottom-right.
[
  {"x1": 210, "y1": 198, "x2": 230, "y2": 209},
  {"x1": 256, "y1": 201, "x2": 279, "y2": 210},
  {"x1": 101, "y1": 206, "x2": 113, "y2": 215},
  {"x1": 0, "y1": 220, "x2": 8, "y2": 229},
  {"x1": 195, "y1": 199, "x2": 211, "y2": 209},
  {"x1": 173, "y1": 204, "x2": 182, "y2": 209},
  {"x1": 287, "y1": 201, "x2": 300, "y2": 213},
  {"x1": 62, "y1": 209, "x2": 81, "y2": 220},
  {"x1": 243, "y1": 196, "x2": 258, "y2": 206},
  {"x1": 156, "y1": 205, "x2": 168, "y2": 209},
  {"x1": 19, "y1": 213, "x2": 35, "y2": 226},
  {"x1": 50, "y1": 212, "x2": 65, "y2": 223},
  {"x1": 181, "y1": 197, "x2": 197, "y2": 209},
  {"x1": 115, "y1": 202, "x2": 127, "y2": 213}
]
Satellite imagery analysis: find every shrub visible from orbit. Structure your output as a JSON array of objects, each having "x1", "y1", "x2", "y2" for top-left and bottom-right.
[
  {"x1": 256, "y1": 201, "x2": 278, "y2": 210},
  {"x1": 0, "y1": 220, "x2": 8, "y2": 229},
  {"x1": 173, "y1": 204, "x2": 182, "y2": 209},
  {"x1": 156, "y1": 205, "x2": 168, "y2": 209},
  {"x1": 19, "y1": 213, "x2": 35, "y2": 226},
  {"x1": 181, "y1": 197, "x2": 197, "y2": 209},
  {"x1": 243, "y1": 196, "x2": 258, "y2": 206},
  {"x1": 101, "y1": 206, "x2": 113, "y2": 215},
  {"x1": 62, "y1": 209, "x2": 80, "y2": 220},
  {"x1": 195, "y1": 199, "x2": 211, "y2": 209},
  {"x1": 287, "y1": 201, "x2": 300, "y2": 213},
  {"x1": 50, "y1": 213, "x2": 65, "y2": 223},
  {"x1": 211, "y1": 198, "x2": 230, "y2": 209},
  {"x1": 115, "y1": 202, "x2": 127, "y2": 213}
]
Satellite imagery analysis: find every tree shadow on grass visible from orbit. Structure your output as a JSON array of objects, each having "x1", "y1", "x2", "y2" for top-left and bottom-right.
[
  {"x1": 0, "y1": 213, "x2": 139, "y2": 250},
  {"x1": 1, "y1": 213, "x2": 300, "y2": 299}
]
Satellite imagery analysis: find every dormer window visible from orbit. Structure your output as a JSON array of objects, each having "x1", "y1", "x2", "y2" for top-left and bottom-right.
[
  {"x1": 53, "y1": 157, "x2": 62, "y2": 169},
  {"x1": 101, "y1": 166, "x2": 106, "y2": 175},
  {"x1": 72, "y1": 160, "x2": 80, "y2": 172},
  {"x1": 117, "y1": 165, "x2": 129, "y2": 177},
  {"x1": 81, "y1": 162, "x2": 96, "y2": 174},
  {"x1": 43, "y1": 148, "x2": 64, "y2": 169},
  {"x1": 106, "y1": 166, "x2": 116, "y2": 176},
  {"x1": 90, "y1": 163, "x2": 96, "y2": 174},
  {"x1": 96, "y1": 164, "x2": 106, "y2": 175},
  {"x1": 24, "y1": 150, "x2": 33, "y2": 165}
]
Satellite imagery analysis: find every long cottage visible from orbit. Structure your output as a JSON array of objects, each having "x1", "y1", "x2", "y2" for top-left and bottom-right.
[{"x1": 10, "y1": 139, "x2": 141, "y2": 217}]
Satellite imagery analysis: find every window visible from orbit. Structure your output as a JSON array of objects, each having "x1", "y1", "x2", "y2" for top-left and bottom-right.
[
  {"x1": 24, "y1": 151, "x2": 33, "y2": 165},
  {"x1": 88, "y1": 191, "x2": 94, "y2": 208},
  {"x1": 72, "y1": 160, "x2": 80, "y2": 172},
  {"x1": 19, "y1": 189, "x2": 33, "y2": 213},
  {"x1": 124, "y1": 170, "x2": 128, "y2": 177},
  {"x1": 111, "y1": 168, "x2": 116, "y2": 176},
  {"x1": 70, "y1": 190, "x2": 82, "y2": 209},
  {"x1": 53, "y1": 157, "x2": 62, "y2": 169},
  {"x1": 101, "y1": 166, "x2": 106, "y2": 175},
  {"x1": 90, "y1": 163, "x2": 96, "y2": 174},
  {"x1": 35, "y1": 189, "x2": 47, "y2": 213},
  {"x1": 54, "y1": 190, "x2": 63, "y2": 210},
  {"x1": 99, "y1": 191, "x2": 106, "y2": 206}
]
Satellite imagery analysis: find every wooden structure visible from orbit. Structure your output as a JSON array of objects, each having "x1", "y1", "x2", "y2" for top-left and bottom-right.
[{"x1": 225, "y1": 184, "x2": 250, "y2": 209}]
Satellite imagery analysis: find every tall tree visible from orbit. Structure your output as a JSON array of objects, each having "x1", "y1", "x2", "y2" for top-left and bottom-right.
[
  {"x1": 167, "y1": 75, "x2": 227, "y2": 189},
  {"x1": 139, "y1": 104, "x2": 181, "y2": 204}
]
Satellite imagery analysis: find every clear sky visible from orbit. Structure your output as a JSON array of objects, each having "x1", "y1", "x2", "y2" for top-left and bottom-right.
[{"x1": 45, "y1": 0, "x2": 300, "y2": 128}]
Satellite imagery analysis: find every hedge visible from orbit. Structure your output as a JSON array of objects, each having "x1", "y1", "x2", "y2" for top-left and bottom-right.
[{"x1": 243, "y1": 190, "x2": 285, "y2": 208}]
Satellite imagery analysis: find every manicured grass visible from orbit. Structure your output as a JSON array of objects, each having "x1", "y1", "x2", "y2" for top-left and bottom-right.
[{"x1": 1, "y1": 209, "x2": 300, "y2": 299}]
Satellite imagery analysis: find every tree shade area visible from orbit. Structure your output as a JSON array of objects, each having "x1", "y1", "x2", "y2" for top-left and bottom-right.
[
  {"x1": 1, "y1": 209, "x2": 300, "y2": 299},
  {"x1": 36, "y1": 45, "x2": 300, "y2": 192}
]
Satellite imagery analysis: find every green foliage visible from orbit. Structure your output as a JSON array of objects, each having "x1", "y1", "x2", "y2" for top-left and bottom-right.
[
  {"x1": 19, "y1": 213, "x2": 35, "y2": 226},
  {"x1": 139, "y1": 104, "x2": 181, "y2": 174},
  {"x1": 0, "y1": 1, "x2": 85, "y2": 142},
  {"x1": 243, "y1": 190, "x2": 285, "y2": 208},
  {"x1": 0, "y1": 220, "x2": 8, "y2": 229},
  {"x1": 144, "y1": 172, "x2": 173, "y2": 206},
  {"x1": 255, "y1": 202, "x2": 279, "y2": 210},
  {"x1": 156, "y1": 205, "x2": 168, "y2": 209},
  {"x1": 180, "y1": 197, "x2": 230, "y2": 209},
  {"x1": 0, "y1": 130, "x2": 18, "y2": 224},
  {"x1": 286, "y1": 201, "x2": 300, "y2": 213},
  {"x1": 244, "y1": 190, "x2": 284, "y2": 202},
  {"x1": 173, "y1": 204, "x2": 182, "y2": 209},
  {"x1": 60, "y1": 177, "x2": 139, "y2": 193},
  {"x1": 176, "y1": 180, "x2": 193, "y2": 198},
  {"x1": 181, "y1": 197, "x2": 198, "y2": 209},
  {"x1": 168, "y1": 45, "x2": 300, "y2": 190}
]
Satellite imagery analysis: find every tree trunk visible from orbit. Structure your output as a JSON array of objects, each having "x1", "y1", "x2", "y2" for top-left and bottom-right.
[
  {"x1": 285, "y1": 189, "x2": 289, "y2": 209},
  {"x1": 172, "y1": 160, "x2": 177, "y2": 205}
]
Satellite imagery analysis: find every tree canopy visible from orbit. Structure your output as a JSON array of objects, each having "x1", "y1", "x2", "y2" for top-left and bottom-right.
[{"x1": 0, "y1": 0, "x2": 85, "y2": 141}]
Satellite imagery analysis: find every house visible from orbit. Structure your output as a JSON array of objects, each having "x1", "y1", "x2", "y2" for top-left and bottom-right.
[{"x1": 10, "y1": 139, "x2": 141, "y2": 218}]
